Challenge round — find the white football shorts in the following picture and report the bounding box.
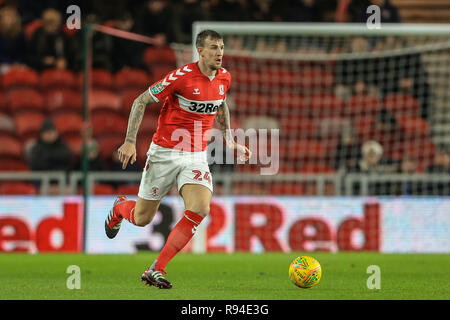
[138,142,213,200]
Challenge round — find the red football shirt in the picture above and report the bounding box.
[147,62,232,152]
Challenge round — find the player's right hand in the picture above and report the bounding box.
[117,141,137,169]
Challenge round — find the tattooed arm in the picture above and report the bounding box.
[125,90,155,144]
[215,100,234,148]
[216,101,252,161]
[117,90,155,169]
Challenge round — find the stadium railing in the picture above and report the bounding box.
[0,171,66,195]
[1,171,448,196]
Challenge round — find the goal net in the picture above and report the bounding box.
[173,22,450,197]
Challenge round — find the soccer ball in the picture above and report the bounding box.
[289,256,322,288]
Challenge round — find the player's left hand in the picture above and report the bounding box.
[227,141,252,162]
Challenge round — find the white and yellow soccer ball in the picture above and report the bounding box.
[289,256,322,288]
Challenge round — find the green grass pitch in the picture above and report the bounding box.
[0,252,448,300]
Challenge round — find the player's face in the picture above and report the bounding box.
[199,37,224,70]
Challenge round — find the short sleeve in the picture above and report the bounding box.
[148,69,182,103]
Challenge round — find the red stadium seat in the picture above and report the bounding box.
[8,89,45,114]
[0,182,38,195]
[2,67,39,90]
[143,46,177,66]
[40,69,76,89]
[53,113,83,136]
[76,69,113,90]
[45,89,82,114]
[260,69,296,89]
[96,134,124,160]
[234,92,271,116]
[0,159,29,171]
[91,69,113,89]
[282,139,327,161]
[397,116,430,137]
[91,112,127,137]
[298,68,335,93]
[383,93,420,116]
[0,135,23,159]
[93,184,116,195]
[399,137,436,171]
[231,68,261,87]
[266,93,307,115]
[354,116,376,141]
[280,116,318,138]
[0,93,7,113]
[347,94,381,117]
[89,89,122,113]
[304,94,345,117]
[114,68,150,91]
[150,65,176,83]
[116,184,140,195]
[14,112,45,139]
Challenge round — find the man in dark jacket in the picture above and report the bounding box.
[27,8,75,71]
[30,119,72,171]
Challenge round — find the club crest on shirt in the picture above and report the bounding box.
[150,82,164,95]
[219,84,224,95]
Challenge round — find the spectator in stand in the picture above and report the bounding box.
[83,0,129,22]
[0,6,26,73]
[333,127,361,172]
[349,140,398,195]
[350,140,386,173]
[347,0,401,23]
[111,12,146,72]
[15,0,79,25]
[426,150,450,174]
[74,139,107,172]
[211,0,249,21]
[247,0,273,21]
[27,8,76,71]
[171,0,211,44]
[29,119,73,193]
[277,0,321,22]
[334,37,376,98]
[395,53,431,120]
[372,0,401,23]
[425,149,450,195]
[135,0,173,45]
[396,155,421,195]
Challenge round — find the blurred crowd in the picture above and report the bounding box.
[1,0,448,196]
[0,0,402,72]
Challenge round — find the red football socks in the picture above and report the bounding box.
[154,210,204,272]
[115,200,137,225]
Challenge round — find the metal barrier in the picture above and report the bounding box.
[0,171,66,195]
[0,171,449,196]
[345,173,450,196]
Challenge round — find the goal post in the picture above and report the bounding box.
[181,22,450,253]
